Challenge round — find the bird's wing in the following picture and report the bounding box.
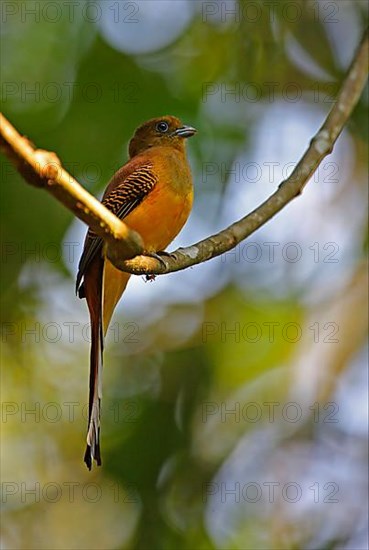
[76,162,157,295]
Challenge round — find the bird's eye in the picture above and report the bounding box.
[156,121,169,133]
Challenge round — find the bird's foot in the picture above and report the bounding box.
[143,251,170,268]
[156,250,177,260]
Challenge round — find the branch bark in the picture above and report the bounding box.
[0,28,368,276]
[0,115,144,261]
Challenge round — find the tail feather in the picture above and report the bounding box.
[83,256,104,470]
[84,318,103,469]
[82,257,131,470]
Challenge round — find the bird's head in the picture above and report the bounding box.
[128,115,197,158]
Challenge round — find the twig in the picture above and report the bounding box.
[0,28,367,276]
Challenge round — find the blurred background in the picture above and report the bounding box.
[1,1,368,548]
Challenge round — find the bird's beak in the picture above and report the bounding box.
[174,125,197,138]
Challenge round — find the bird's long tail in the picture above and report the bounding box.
[83,257,131,470]
[83,256,104,470]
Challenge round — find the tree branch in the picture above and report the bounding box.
[0,115,144,261]
[0,28,367,276]
[119,27,368,275]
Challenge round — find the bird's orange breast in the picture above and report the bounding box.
[123,147,193,252]
[102,146,194,331]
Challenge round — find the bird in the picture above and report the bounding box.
[76,115,197,470]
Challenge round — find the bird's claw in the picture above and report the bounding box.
[143,251,175,281]
[143,251,168,269]
[156,250,177,260]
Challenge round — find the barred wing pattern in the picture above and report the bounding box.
[76,163,157,295]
